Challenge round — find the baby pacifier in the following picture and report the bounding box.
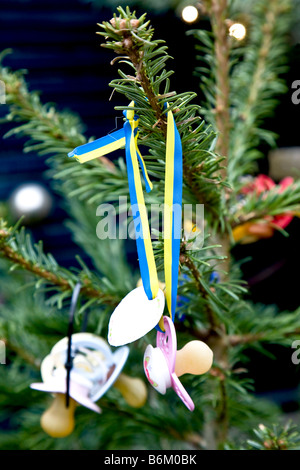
[31,333,147,437]
[108,285,165,346]
[143,316,213,411]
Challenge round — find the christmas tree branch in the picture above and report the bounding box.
[184,0,233,428]
[0,50,224,223]
[1,59,115,171]
[229,328,300,346]
[0,57,133,211]
[193,0,292,184]
[180,252,219,331]
[245,422,300,450]
[229,6,276,174]
[230,179,300,229]
[99,7,225,226]
[197,13,231,437]
[0,223,118,306]
[198,0,232,277]
[205,0,231,175]
[99,13,232,378]
[119,35,168,135]
[215,375,229,445]
[99,398,205,449]
[3,337,41,368]
[228,0,291,183]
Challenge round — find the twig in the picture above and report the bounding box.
[179,252,219,332]
[0,231,117,305]
[230,3,279,165]
[3,338,41,369]
[119,31,212,208]
[210,0,231,178]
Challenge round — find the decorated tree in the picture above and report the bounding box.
[1,0,300,450]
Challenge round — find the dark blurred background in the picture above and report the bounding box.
[1,0,300,411]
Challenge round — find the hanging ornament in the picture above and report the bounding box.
[139,103,213,409]
[144,316,213,411]
[31,284,147,437]
[69,100,213,410]
[232,175,295,244]
[9,182,53,224]
[108,286,165,346]
[69,101,181,344]
[69,102,166,344]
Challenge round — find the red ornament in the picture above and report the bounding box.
[234,175,294,243]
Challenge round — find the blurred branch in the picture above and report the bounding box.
[0,223,118,305]
[206,0,231,177]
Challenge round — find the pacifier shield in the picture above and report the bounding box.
[108,286,165,346]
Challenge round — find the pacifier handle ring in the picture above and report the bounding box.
[156,316,195,411]
[156,316,176,373]
[65,282,82,408]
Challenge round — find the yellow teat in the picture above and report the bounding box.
[175,340,213,378]
[114,373,147,408]
[40,394,77,438]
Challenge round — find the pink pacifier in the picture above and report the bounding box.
[143,316,213,411]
